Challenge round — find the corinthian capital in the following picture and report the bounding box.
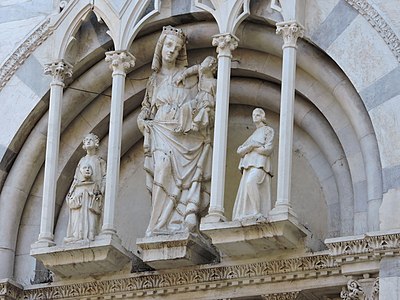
[44,60,73,85]
[340,278,379,300]
[212,33,239,58]
[276,21,304,49]
[105,50,136,75]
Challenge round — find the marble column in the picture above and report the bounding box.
[271,21,304,215]
[203,34,238,223]
[101,51,135,236]
[37,60,72,246]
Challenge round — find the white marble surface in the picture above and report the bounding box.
[370,95,400,169]
[305,0,339,36]
[327,15,398,92]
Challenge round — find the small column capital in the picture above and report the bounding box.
[105,50,136,76]
[212,33,239,58]
[44,60,73,86]
[276,21,304,49]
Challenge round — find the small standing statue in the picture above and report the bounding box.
[175,56,217,132]
[64,133,106,243]
[232,108,275,221]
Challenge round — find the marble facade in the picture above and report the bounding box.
[0,0,400,299]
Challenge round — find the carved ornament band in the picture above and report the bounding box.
[276,21,304,49]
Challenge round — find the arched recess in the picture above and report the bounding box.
[0,18,383,282]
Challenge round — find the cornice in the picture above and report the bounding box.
[20,254,337,299]
[0,18,52,92]
[326,231,400,262]
[344,0,400,62]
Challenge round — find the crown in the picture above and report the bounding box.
[162,25,186,41]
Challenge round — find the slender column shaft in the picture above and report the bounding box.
[274,21,304,210]
[101,51,135,235]
[203,34,238,223]
[38,61,72,245]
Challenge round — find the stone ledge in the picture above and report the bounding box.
[30,235,133,278]
[136,232,219,269]
[200,215,309,257]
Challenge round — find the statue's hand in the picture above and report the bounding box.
[175,75,185,86]
[138,109,150,134]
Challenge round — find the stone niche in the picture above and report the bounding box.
[200,210,309,257]
[30,235,133,278]
[136,232,219,269]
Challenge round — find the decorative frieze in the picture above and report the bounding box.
[344,0,400,62]
[0,19,52,92]
[0,280,22,300]
[20,254,337,299]
[262,291,300,300]
[326,231,400,260]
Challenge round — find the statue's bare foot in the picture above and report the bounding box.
[184,213,197,232]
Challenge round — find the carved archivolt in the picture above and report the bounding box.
[0,19,52,92]
[344,0,400,62]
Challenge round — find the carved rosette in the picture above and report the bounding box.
[212,33,239,58]
[105,50,136,76]
[340,278,379,300]
[276,21,304,49]
[44,60,73,86]
[262,291,300,300]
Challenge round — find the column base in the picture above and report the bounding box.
[200,215,309,257]
[30,234,133,278]
[136,232,219,269]
[201,211,227,224]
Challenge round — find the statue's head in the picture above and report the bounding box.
[252,108,268,125]
[82,133,100,151]
[80,164,93,180]
[151,26,188,72]
[200,56,217,75]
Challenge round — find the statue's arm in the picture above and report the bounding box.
[138,76,155,133]
[176,65,199,85]
[253,128,275,156]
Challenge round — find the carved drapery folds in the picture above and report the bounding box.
[276,21,304,49]
[340,278,379,300]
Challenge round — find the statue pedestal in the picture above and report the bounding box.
[200,213,309,257]
[136,232,219,269]
[30,234,133,278]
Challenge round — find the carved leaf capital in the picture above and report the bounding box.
[212,34,239,58]
[44,60,73,85]
[105,50,136,75]
[276,21,304,49]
